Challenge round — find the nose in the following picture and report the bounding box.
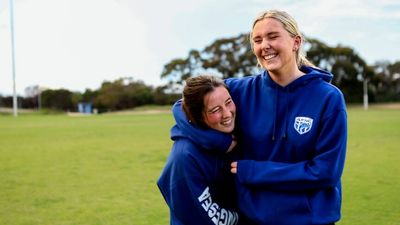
[261,39,270,50]
[222,106,232,118]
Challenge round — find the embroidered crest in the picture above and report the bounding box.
[294,117,313,135]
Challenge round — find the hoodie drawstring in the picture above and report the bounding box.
[282,88,290,139]
[272,86,290,141]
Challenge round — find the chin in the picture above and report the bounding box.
[263,60,281,71]
[225,129,234,133]
[224,125,235,133]
[216,127,230,133]
[264,63,278,71]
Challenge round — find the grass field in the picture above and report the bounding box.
[0,106,399,225]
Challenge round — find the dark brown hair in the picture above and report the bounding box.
[182,75,227,128]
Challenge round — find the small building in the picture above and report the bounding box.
[78,102,92,114]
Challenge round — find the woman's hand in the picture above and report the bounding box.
[230,161,237,174]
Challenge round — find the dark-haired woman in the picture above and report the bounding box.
[157,75,241,225]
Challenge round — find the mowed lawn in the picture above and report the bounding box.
[339,107,400,225]
[0,106,399,225]
[0,112,174,225]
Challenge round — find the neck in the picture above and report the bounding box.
[269,65,305,87]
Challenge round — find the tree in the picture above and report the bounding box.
[95,79,126,111]
[305,38,374,103]
[370,60,400,102]
[389,61,400,100]
[153,85,181,105]
[41,89,74,111]
[24,85,48,109]
[94,77,155,111]
[161,33,378,103]
[201,33,259,78]
[82,89,98,103]
[161,33,260,84]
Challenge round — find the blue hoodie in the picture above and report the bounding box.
[157,124,241,225]
[172,66,347,225]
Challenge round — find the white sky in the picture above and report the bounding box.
[1,0,399,96]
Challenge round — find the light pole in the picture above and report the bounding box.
[363,78,369,110]
[9,0,18,117]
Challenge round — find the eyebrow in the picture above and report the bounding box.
[267,31,280,36]
[253,31,280,39]
[207,106,219,112]
[225,97,232,103]
[206,97,232,112]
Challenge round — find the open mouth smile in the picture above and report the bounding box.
[221,118,233,126]
[263,53,278,60]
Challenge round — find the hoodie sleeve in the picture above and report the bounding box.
[159,141,239,225]
[236,107,347,191]
[172,100,232,153]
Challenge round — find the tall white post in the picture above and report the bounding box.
[9,0,18,117]
[363,78,368,110]
[38,89,42,111]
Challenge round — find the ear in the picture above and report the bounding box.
[293,35,302,51]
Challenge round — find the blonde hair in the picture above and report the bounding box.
[250,9,315,68]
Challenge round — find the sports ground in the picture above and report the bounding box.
[0,105,399,225]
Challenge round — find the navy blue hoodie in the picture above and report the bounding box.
[157,124,240,225]
[172,66,347,225]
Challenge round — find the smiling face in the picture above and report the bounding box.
[251,18,301,77]
[202,86,236,133]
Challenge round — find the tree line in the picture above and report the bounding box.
[1,34,399,112]
[0,78,180,113]
[161,33,400,103]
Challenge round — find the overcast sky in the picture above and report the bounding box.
[1,0,399,96]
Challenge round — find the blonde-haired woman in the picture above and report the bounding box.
[172,10,347,225]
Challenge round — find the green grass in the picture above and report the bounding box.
[0,113,173,225]
[339,107,400,225]
[0,107,399,225]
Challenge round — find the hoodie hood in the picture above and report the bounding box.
[170,124,186,141]
[171,100,233,153]
[263,66,333,90]
[262,66,333,141]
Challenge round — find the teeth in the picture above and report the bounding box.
[264,54,277,60]
[222,119,232,125]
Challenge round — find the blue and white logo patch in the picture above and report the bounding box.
[294,117,313,135]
